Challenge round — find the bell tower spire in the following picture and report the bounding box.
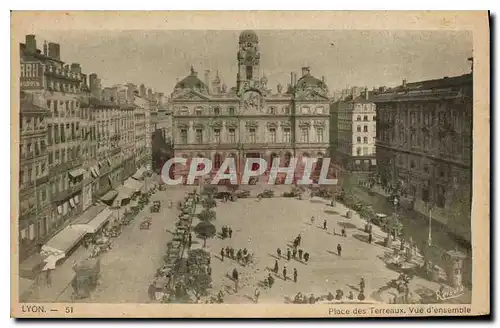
[237,30,260,92]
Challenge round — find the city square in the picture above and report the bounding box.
[16,27,474,308]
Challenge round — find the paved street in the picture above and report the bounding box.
[25,185,188,303]
[23,184,470,304]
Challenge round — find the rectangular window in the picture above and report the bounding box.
[48,152,53,164]
[301,128,309,143]
[316,128,324,143]
[228,128,236,143]
[248,128,256,143]
[180,129,188,144]
[269,128,276,143]
[283,127,291,143]
[436,185,446,208]
[214,128,221,144]
[195,129,203,144]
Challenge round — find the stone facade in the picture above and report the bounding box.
[171,31,330,182]
[372,74,473,242]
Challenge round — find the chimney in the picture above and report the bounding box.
[147,88,153,100]
[48,42,60,60]
[290,72,294,87]
[364,87,369,100]
[204,70,210,91]
[89,73,98,91]
[70,63,81,74]
[402,78,407,88]
[301,67,310,77]
[293,73,297,86]
[25,35,37,53]
[43,41,48,55]
[139,84,146,98]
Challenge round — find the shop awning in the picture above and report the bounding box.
[69,168,86,178]
[115,185,135,205]
[132,167,146,180]
[41,225,87,259]
[124,178,143,193]
[74,208,114,234]
[101,190,118,202]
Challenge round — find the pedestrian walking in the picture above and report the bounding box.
[274,260,279,274]
[323,220,327,230]
[148,281,156,301]
[310,216,315,224]
[268,273,275,288]
[359,277,365,291]
[254,288,261,303]
[283,266,287,280]
[337,244,342,256]
[333,228,336,236]
[232,268,239,292]
[229,227,233,238]
[225,246,230,258]
[341,228,346,237]
[298,249,303,260]
[297,233,302,246]
[368,233,373,244]
[287,248,291,261]
[293,268,298,283]
[220,248,225,261]
[277,248,282,258]
[292,248,297,259]
[304,252,310,262]
[45,269,52,287]
[348,291,354,300]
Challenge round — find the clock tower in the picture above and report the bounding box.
[237,30,261,93]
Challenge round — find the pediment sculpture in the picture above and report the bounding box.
[313,120,326,128]
[298,120,311,128]
[226,121,239,129]
[245,120,259,128]
[266,122,278,128]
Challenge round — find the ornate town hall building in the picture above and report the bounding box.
[170,30,331,182]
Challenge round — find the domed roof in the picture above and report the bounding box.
[239,30,258,43]
[175,67,206,90]
[296,75,327,89]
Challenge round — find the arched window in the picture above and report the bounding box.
[356,147,362,156]
[357,137,361,143]
[363,115,368,121]
[363,125,368,132]
[357,125,361,132]
[363,137,368,143]
[357,115,362,121]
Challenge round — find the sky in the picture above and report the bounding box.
[33,30,472,96]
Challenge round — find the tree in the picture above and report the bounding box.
[202,197,217,210]
[185,273,212,302]
[198,209,216,222]
[194,221,216,247]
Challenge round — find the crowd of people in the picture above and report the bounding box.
[220,247,254,266]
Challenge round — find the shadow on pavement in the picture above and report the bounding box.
[324,210,340,215]
[337,221,358,229]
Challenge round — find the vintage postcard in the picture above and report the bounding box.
[11,11,490,318]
